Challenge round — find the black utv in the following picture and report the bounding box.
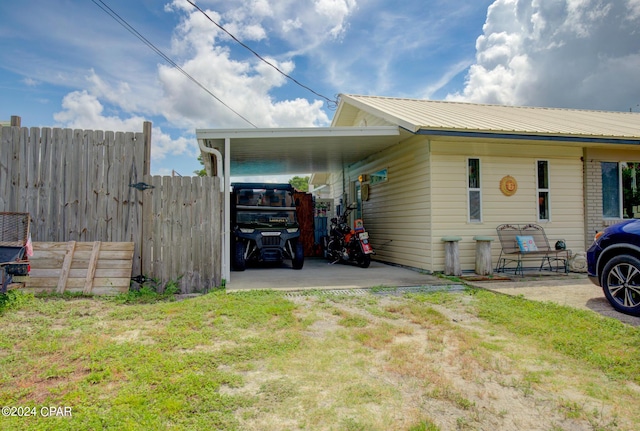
[231,183,304,270]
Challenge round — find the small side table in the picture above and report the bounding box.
[473,236,494,276]
[441,236,462,276]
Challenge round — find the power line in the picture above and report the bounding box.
[184,0,338,109]
[90,0,258,127]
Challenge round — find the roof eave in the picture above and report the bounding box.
[416,128,640,145]
[196,126,400,141]
[336,94,421,132]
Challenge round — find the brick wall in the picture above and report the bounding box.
[584,158,603,245]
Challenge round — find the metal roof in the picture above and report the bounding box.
[198,95,640,179]
[334,94,640,140]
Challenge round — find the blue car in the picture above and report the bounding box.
[587,219,640,316]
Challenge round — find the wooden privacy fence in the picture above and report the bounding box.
[142,174,221,292]
[0,121,222,292]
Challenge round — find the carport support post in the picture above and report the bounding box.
[224,137,231,283]
[441,236,462,276]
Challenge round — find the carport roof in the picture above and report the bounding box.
[196,126,406,176]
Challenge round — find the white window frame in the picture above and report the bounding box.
[536,160,550,222]
[467,158,482,223]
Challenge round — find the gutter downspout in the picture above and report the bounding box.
[197,139,230,284]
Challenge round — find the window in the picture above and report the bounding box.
[354,181,362,219]
[622,163,640,218]
[468,158,482,222]
[537,160,550,221]
[601,162,640,219]
[602,162,620,218]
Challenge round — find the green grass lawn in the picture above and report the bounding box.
[0,287,638,430]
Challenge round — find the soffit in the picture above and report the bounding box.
[196,127,405,176]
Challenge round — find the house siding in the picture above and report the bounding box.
[324,137,586,273]
[326,170,345,216]
[353,111,395,128]
[430,141,585,272]
[346,136,432,270]
[321,96,639,273]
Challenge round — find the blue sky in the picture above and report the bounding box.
[2,0,640,177]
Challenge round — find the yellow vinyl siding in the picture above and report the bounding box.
[430,141,585,272]
[326,170,345,216]
[347,137,431,269]
[353,111,395,127]
[323,133,585,273]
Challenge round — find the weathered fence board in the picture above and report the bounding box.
[17,241,134,294]
[140,174,221,293]
[1,122,222,293]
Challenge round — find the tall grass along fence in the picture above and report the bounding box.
[0,119,221,292]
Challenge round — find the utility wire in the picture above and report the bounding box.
[90,0,258,127]
[184,0,338,109]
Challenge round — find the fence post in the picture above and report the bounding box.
[10,116,21,127]
[143,121,152,176]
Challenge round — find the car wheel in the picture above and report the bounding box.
[292,241,304,270]
[601,254,640,316]
[233,241,246,272]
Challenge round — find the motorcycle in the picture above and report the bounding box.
[324,203,374,268]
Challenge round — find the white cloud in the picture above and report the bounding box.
[314,0,358,38]
[155,5,331,128]
[418,60,474,100]
[629,0,640,19]
[22,77,39,87]
[51,0,333,173]
[168,0,357,51]
[53,90,194,163]
[449,0,640,111]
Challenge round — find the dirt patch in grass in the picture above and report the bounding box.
[225,293,635,430]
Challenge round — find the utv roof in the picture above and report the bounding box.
[231,183,294,191]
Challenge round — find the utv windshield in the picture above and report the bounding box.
[235,188,295,207]
[234,187,297,228]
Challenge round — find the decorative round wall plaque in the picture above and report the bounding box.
[499,175,518,196]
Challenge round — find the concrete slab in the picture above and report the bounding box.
[467,275,640,326]
[226,258,450,292]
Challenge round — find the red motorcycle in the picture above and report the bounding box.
[325,203,374,268]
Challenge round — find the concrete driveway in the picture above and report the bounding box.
[467,275,640,327]
[226,257,451,292]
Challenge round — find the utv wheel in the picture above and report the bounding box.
[601,254,640,316]
[233,241,246,271]
[357,253,371,268]
[292,241,304,270]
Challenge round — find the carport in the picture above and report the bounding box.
[195,126,408,283]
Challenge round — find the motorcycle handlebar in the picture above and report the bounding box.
[331,203,358,225]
